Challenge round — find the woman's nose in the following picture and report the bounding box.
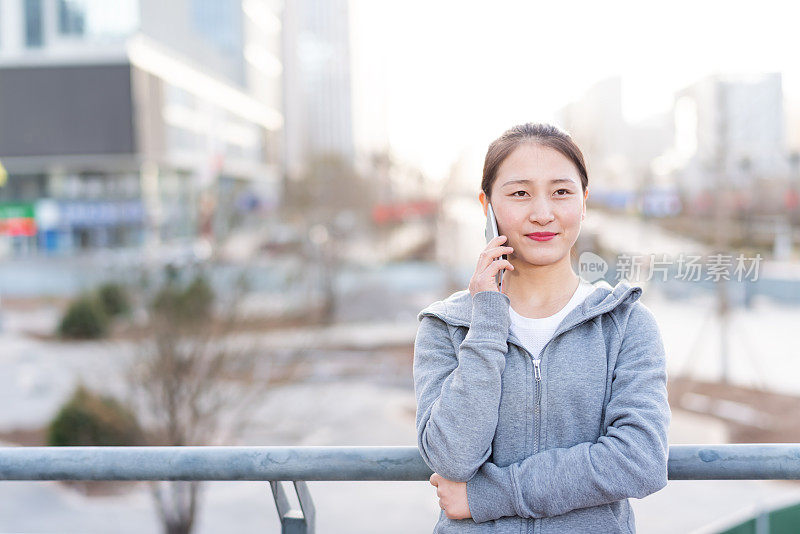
[528,198,555,224]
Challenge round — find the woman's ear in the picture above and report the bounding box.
[478,190,489,217]
[582,188,589,220]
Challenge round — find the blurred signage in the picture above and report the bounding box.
[58,200,145,226]
[0,202,37,236]
[641,189,682,217]
[0,159,7,187]
[785,188,800,211]
[372,200,438,224]
[588,189,635,210]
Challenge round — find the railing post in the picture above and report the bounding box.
[270,480,315,534]
[754,510,769,534]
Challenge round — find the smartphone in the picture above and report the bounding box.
[484,203,507,291]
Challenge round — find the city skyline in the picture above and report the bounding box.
[350,0,800,180]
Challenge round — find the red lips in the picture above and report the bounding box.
[527,232,557,242]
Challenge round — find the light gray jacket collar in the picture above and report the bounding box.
[418,279,643,348]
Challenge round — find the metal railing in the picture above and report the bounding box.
[1,444,799,532]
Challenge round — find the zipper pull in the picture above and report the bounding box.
[532,358,541,381]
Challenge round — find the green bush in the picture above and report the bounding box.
[151,274,214,324]
[47,386,143,447]
[182,275,214,321]
[151,285,182,317]
[97,283,131,318]
[58,296,109,339]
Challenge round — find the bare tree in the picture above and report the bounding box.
[128,268,305,534]
[282,153,378,323]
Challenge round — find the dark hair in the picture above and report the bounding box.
[481,123,588,198]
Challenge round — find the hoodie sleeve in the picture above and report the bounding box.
[466,302,671,522]
[413,290,511,482]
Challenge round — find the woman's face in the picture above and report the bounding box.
[479,142,588,267]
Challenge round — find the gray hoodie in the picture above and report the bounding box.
[413,279,670,533]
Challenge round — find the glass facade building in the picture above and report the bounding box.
[0,0,283,257]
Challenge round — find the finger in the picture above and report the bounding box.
[476,245,514,272]
[429,474,438,486]
[482,235,508,259]
[482,259,514,278]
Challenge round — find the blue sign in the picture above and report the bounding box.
[58,200,145,227]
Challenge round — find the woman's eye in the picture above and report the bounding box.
[512,191,528,197]
[555,189,572,196]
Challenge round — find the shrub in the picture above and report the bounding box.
[151,274,214,325]
[58,296,109,339]
[97,283,131,318]
[47,385,143,447]
[182,275,214,321]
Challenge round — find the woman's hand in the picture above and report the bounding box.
[430,473,471,520]
[468,235,514,297]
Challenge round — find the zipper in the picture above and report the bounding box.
[532,354,542,453]
[532,358,542,419]
[527,348,548,534]
[532,358,542,380]
[533,357,542,459]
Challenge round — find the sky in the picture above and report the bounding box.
[350,0,800,180]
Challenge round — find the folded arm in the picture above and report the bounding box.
[414,291,511,482]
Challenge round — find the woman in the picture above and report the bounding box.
[413,123,670,533]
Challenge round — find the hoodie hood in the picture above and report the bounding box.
[417,278,643,334]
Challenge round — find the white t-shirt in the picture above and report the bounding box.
[508,277,597,360]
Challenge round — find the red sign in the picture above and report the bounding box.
[0,217,37,236]
[372,200,438,224]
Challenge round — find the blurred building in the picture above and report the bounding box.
[668,73,788,195]
[556,76,674,211]
[437,147,484,278]
[281,0,354,181]
[557,76,629,189]
[0,0,283,257]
